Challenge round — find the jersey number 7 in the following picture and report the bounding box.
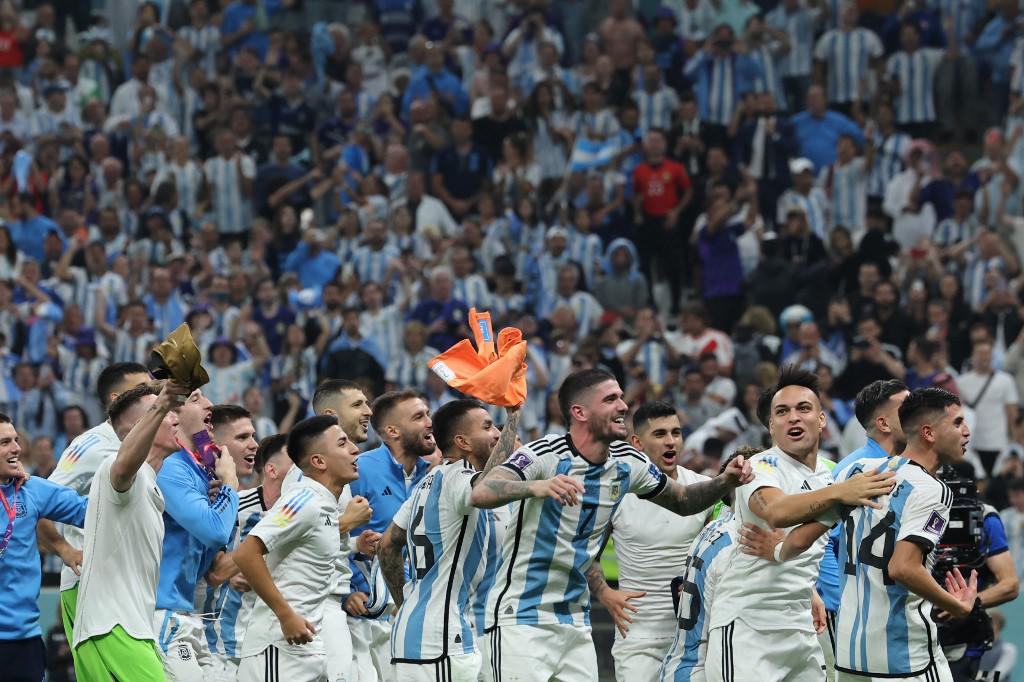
[843,510,897,585]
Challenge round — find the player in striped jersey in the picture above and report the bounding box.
[769,389,978,682]
[471,369,755,682]
[704,366,896,682]
[198,434,292,682]
[380,401,521,681]
[45,362,151,646]
[658,447,767,682]
[235,416,360,682]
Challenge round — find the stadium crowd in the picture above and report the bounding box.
[0,0,1024,679]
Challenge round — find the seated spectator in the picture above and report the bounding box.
[407,266,469,350]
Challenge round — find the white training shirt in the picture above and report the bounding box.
[73,458,165,646]
[284,464,353,598]
[485,434,667,630]
[835,456,953,677]
[49,421,121,591]
[708,446,838,634]
[611,466,712,636]
[238,475,341,657]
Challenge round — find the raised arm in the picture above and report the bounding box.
[478,407,521,480]
[110,381,188,492]
[647,455,753,517]
[747,470,894,528]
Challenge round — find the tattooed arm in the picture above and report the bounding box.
[378,521,408,608]
[747,470,895,528]
[469,466,585,509]
[648,454,753,517]
[476,407,521,482]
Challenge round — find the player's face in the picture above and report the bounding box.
[0,422,21,480]
[769,386,826,458]
[217,418,258,477]
[581,380,629,442]
[317,424,360,484]
[336,389,372,444]
[460,407,500,465]
[932,404,970,464]
[634,415,683,474]
[175,390,213,438]
[395,398,436,458]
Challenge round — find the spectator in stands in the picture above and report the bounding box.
[789,85,864,171]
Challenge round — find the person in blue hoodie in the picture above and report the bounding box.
[0,411,87,682]
[593,238,650,321]
[153,388,241,681]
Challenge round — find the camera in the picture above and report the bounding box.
[931,467,993,651]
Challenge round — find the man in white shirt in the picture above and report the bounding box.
[72,379,191,679]
[47,362,151,644]
[667,303,735,370]
[235,415,361,681]
[704,366,897,682]
[589,400,714,681]
[407,170,458,239]
[958,341,1019,479]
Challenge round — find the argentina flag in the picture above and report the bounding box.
[569,136,621,172]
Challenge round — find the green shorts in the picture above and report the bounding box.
[59,586,77,646]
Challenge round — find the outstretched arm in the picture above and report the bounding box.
[477,407,521,481]
[378,522,408,608]
[469,466,584,509]
[647,456,753,517]
[747,470,894,528]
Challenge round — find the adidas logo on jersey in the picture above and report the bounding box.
[454,634,462,644]
[324,516,334,527]
[382,487,393,496]
[504,605,514,615]
[800,480,812,491]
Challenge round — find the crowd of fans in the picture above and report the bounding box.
[4,0,1024,616]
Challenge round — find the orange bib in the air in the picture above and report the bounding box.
[427,309,528,407]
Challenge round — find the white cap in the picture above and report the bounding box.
[789,158,815,175]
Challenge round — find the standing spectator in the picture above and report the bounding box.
[813,2,883,117]
[819,132,872,240]
[684,23,761,139]
[934,0,984,143]
[744,14,789,111]
[975,0,1020,120]
[789,85,865,171]
[502,7,565,92]
[633,63,679,135]
[866,100,911,201]
[885,21,946,139]
[735,91,795,229]
[143,266,187,338]
[960,340,1020,479]
[767,0,821,113]
[777,158,829,242]
[204,128,255,237]
[401,42,469,118]
[633,128,692,314]
[431,115,492,219]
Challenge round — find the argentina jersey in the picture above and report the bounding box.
[485,435,667,630]
[472,505,508,638]
[197,487,268,659]
[659,514,737,682]
[391,460,494,663]
[835,457,953,677]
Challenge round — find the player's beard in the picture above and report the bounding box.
[400,428,435,458]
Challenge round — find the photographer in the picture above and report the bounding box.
[937,463,1021,682]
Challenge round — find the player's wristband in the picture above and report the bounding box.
[773,541,784,562]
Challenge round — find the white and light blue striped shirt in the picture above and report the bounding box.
[766,5,821,78]
[454,274,492,312]
[350,245,400,285]
[203,155,255,235]
[567,230,604,289]
[814,28,883,103]
[633,86,680,135]
[820,157,867,236]
[544,291,604,337]
[886,48,944,123]
[868,130,911,198]
[177,24,221,76]
[776,187,830,240]
[387,347,440,390]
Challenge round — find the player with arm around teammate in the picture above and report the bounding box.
[469,369,755,682]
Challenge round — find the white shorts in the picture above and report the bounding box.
[349,617,394,682]
[612,632,674,682]
[206,653,240,682]
[488,624,597,682]
[154,609,214,681]
[835,650,953,682]
[323,598,354,682]
[394,652,482,682]
[820,611,836,682]
[237,644,328,682]
[705,620,825,682]
[477,632,492,682]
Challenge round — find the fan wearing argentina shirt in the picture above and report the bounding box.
[44,361,151,644]
[768,388,980,682]
[470,368,755,682]
[704,366,897,682]
[379,400,521,682]
[659,446,767,682]
[72,381,190,681]
[234,415,360,682]
[153,388,241,681]
[0,411,88,682]
[585,400,716,682]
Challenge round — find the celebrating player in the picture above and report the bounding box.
[234,415,360,681]
[470,369,754,682]
[72,381,188,680]
[379,400,520,681]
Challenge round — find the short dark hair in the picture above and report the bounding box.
[557,369,617,424]
[1009,477,1024,494]
[107,383,160,432]
[432,398,487,454]
[0,411,10,425]
[898,388,961,435]
[632,401,677,434]
[97,362,149,408]
[773,365,820,401]
[286,414,338,467]
[720,445,764,474]
[211,404,252,430]
[755,388,773,428]
[911,336,940,362]
[255,433,288,472]
[370,390,423,434]
[312,379,363,414]
[854,379,909,430]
